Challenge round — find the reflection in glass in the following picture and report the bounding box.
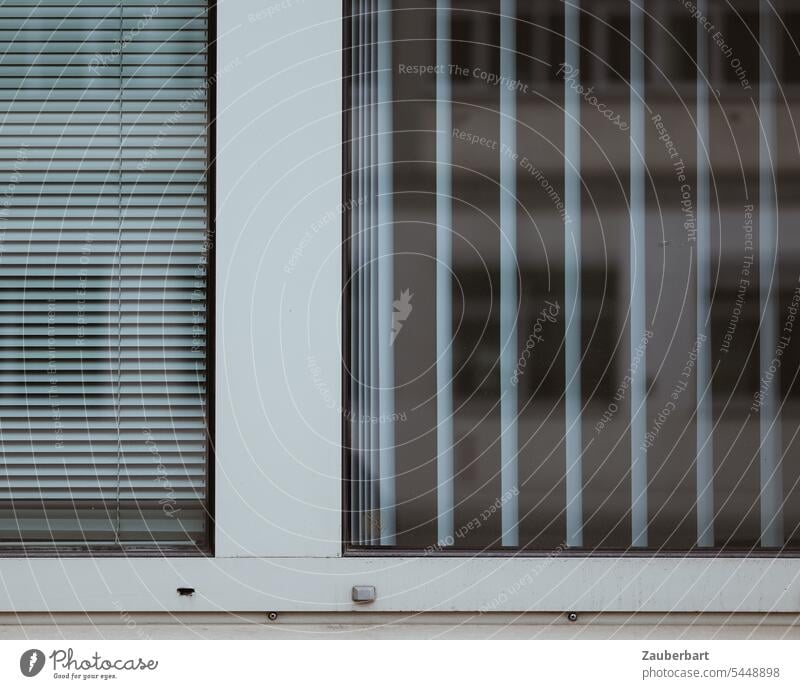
[346,0,800,552]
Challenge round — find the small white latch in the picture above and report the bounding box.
[352,585,377,603]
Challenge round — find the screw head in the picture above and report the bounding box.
[567,612,578,622]
[267,612,278,622]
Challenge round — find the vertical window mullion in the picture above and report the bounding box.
[759,0,783,548]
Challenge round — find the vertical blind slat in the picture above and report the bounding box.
[630,0,648,548]
[435,0,454,546]
[696,0,714,548]
[369,0,380,546]
[759,1,783,548]
[499,0,519,548]
[564,0,583,549]
[377,0,396,546]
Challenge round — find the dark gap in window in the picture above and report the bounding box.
[607,12,630,82]
[667,15,699,83]
[547,12,564,82]
[451,13,473,80]
[488,10,501,82]
[723,10,759,85]
[579,8,592,79]
[516,13,534,86]
[782,13,800,83]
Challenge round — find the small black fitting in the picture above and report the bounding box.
[267,611,279,622]
[567,612,578,622]
[177,587,195,597]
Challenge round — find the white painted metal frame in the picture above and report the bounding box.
[1,0,799,615]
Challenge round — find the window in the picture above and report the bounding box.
[345,0,800,553]
[0,0,212,550]
[0,0,798,618]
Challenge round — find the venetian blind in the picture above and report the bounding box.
[0,0,210,548]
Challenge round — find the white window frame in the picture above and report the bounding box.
[1,0,798,616]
